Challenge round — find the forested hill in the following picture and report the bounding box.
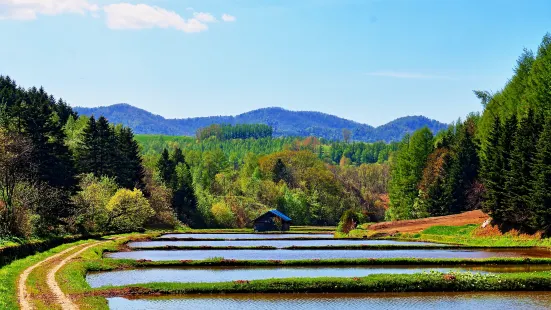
[74,104,448,142]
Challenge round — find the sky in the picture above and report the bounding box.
[0,0,550,126]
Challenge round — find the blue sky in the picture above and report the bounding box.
[1,0,550,126]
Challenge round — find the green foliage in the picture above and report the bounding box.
[336,209,360,234]
[196,123,273,141]
[75,116,145,190]
[73,174,118,233]
[106,188,154,231]
[421,224,478,236]
[387,128,434,220]
[530,116,551,231]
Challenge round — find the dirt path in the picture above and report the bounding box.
[18,241,101,310]
[46,242,101,310]
[368,210,489,234]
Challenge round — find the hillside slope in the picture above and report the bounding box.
[74,104,449,142]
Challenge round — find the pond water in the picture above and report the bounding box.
[160,233,333,239]
[87,265,551,288]
[107,292,551,310]
[105,248,551,261]
[128,239,443,248]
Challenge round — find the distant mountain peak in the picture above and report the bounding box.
[74,104,449,142]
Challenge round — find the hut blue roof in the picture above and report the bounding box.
[255,209,291,222]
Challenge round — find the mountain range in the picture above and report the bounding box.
[74,104,449,142]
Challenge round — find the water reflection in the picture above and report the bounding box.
[107,292,551,310]
[106,248,550,261]
[87,265,551,288]
[160,233,333,239]
[128,239,443,248]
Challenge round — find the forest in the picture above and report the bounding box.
[1,33,551,240]
[387,33,551,234]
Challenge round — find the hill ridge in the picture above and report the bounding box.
[74,104,449,142]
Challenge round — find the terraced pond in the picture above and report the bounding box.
[106,247,551,261]
[127,239,443,248]
[160,233,333,239]
[87,265,551,287]
[107,292,551,310]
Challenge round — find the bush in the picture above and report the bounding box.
[106,188,154,231]
[337,209,359,234]
[72,174,118,233]
[211,201,236,228]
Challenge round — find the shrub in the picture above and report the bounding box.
[106,188,154,231]
[211,201,236,228]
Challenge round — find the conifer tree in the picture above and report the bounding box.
[96,116,117,177]
[531,115,551,232]
[77,116,99,175]
[503,109,541,229]
[481,116,503,218]
[157,148,174,185]
[116,127,145,190]
[173,161,200,226]
[273,158,291,185]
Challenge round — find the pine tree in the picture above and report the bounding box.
[531,115,551,232]
[481,116,504,219]
[96,116,118,177]
[503,109,541,230]
[448,119,480,214]
[273,158,291,185]
[157,148,174,185]
[77,116,99,175]
[172,148,186,166]
[116,127,145,190]
[173,162,200,226]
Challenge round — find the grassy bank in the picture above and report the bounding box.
[85,257,551,271]
[91,271,551,296]
[0,240,94,310]
[346,224,551,248]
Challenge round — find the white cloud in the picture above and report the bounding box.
[0,0,98,20]
[221,13,236,22]
[103,3,208,33]
[365,71,451,80]
[193,12,216,23]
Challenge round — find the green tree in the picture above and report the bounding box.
[531,116,551,232]
[116,127,145,190]
[157,148,174,185]
[503,109,542,229]
[387,127,434,220]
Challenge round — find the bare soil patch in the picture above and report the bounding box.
[367,210,489,235]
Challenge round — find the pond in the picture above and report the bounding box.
[107,292,551,310]
[127,239,444,248]
[160,233,333,239]
[87,265,551,288]
[105,248,551,261]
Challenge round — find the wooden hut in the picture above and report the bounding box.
[253,210,292,232]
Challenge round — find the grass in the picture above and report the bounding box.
[84,257,551,270]
[6,227,551,309]
[90,271,551,295]
[346,223,551,248]
[0,240,93,310]
[421,224,478,236]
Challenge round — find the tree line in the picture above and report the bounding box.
[196,124,273,141]
[387,33,551,234]
[0,76,174,238]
